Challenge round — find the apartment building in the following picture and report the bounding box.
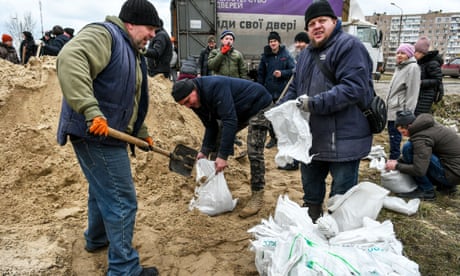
[367,11,460,71]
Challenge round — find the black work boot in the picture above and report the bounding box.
[302,203,323,223]
[265,138,277,149]
[140,266,159,276]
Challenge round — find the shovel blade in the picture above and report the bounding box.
[169,144,197,176]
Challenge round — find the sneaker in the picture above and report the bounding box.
[139,266,159,276]
[277,162,299,171]
[397,188,436,201]
[265,138,277,149]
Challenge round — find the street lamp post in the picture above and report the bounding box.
[391,2,403,46]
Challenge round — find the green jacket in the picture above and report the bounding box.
[56,16,149,138]
[208,46,247,79]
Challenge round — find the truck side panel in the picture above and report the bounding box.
[171,0,216,61]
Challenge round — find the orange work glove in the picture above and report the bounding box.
[221,44,231,55]
[144,136,154,150]
[89,116,108,136]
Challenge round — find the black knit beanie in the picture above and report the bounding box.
[268,31,281,43]
[172,79,195,102]
[304,0,337,28]
[220,30,235,40]
[294,32,310,43]
[119,0,161,27]
[395,110,416,127]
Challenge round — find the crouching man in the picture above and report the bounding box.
[385,111,460,200]
[172,76,272,218]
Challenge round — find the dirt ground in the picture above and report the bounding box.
[0,57,458,275]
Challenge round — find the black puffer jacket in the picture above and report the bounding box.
[414,50,443,115]
[145,28,172,77]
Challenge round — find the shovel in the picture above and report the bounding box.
[107,127,197,177]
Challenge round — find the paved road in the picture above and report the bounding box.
[373,78,460,99]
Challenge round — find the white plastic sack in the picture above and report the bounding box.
[328,182,390,231]
[264,100,313,166]
[248,196,420,276]
[316,214,339,239]
[383,196,420,216]
[381,170,417,193]
[369,157,386,171]
[189,159,237,216]
[365,145,387,160]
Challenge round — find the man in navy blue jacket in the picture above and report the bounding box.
[172,76,272,218]
[278,1,374,222]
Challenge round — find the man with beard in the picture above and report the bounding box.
[278,0,375,222]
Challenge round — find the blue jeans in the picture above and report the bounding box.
[300,160,360,204]
[71,138,142,276]
[402,141,449,191]
[388,120,402,160]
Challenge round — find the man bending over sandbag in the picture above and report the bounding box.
[385,111,460,200]
[171,76,272,218]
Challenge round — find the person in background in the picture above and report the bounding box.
[171,77,272,218]
[208,30,247,78]
[64,27,75,39]
[42,25,71,56]
[19,31,37,64]
[293,31,310,58]
[257,31,295,151]
[144,19,172,79]
[413,36,443,115]
[55,0,161,275]
[0,34,20,64]
[198,35,216,76]
[386,43,420,160]
[177,56,198,80]
[41,30,53,44]
[278,0,375,223]
[385,111,459,200]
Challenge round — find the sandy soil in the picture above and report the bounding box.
[2,57,459,275]
[0,57,304,275]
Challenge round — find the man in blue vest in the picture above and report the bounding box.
[56,0,161,275]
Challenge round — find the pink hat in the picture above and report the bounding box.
[397,43,415,58]
[414,36,430,54]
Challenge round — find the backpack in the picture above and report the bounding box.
[360,96,387,134]
[312,53,387,134]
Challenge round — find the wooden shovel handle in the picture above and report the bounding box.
[107,127,170,157]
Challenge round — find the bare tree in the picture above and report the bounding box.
[5,12,37,49]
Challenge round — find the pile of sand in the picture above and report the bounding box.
[0,57,302,275]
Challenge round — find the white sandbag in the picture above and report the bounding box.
[264,101,313,166]
[383,196,420,216]
[189,159,237,216]
[248,195,420,276]
[328,182,390,231]
[369,156,386,171]
[316,214,339,239]
[381,170,417,193]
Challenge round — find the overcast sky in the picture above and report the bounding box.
[1,0,459,39]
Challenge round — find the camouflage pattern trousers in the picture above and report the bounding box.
[245,106,272,191]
